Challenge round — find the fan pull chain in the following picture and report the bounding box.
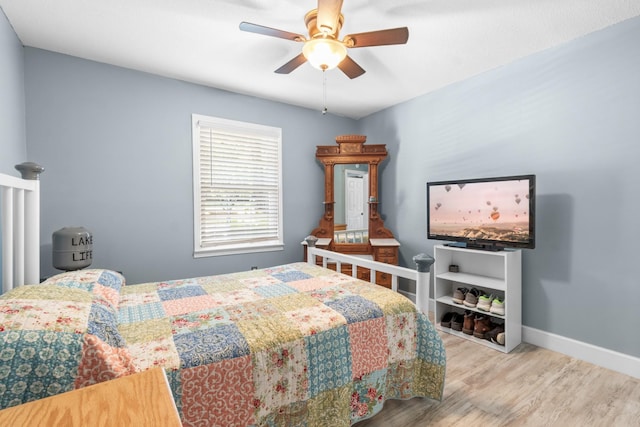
[322,70,328,115]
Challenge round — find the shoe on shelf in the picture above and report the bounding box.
[463,288,480,308]
[440,312,454,328]
[451,312,464,331]
[462,310,475,335]
[452,287,469,304]
[473,315,493,339]
[487,323,505,345]
[477,293,494,312]
[490,297,505,316]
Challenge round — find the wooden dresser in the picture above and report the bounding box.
[0,368,181,427]
[306,135,401,289]
[370,238,400,286]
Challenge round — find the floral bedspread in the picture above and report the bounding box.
[0,263,445,426]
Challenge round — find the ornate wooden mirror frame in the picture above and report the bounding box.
[311,134,395,254]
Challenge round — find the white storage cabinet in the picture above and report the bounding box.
[433,244,522,353]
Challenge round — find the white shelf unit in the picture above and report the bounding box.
[433,245,522,353]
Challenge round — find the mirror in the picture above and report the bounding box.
[333,163,369,242]
[310,135,394,246]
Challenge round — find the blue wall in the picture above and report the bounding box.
[24,48,357,283]
[8,14,639,360]
[359,16,640,358]
[0,8,27,283]
[0,8,26,173]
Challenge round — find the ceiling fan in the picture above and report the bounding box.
[239,0,409,79]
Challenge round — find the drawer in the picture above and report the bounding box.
[338,264,370,281]
[376,247,397,257]
[357,268,371,282]
[376,256,397,265]
[375,272,391,288]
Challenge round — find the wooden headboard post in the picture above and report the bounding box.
[1,162,44,292]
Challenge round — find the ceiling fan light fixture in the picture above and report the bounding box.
[302,38,347,71]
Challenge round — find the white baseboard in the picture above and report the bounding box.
[401,293,640,380]
[522,326,640,380]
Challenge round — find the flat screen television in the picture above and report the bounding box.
[427,174,535,250]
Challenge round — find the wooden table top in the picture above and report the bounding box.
[0,368,181,426]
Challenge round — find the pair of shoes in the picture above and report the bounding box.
[440,312,454,328]
[476,293,494,312]
[489,298,505,316]
[477,295,505,315]
[452,287,468,304]
[463,288,480,308]
[487,323,505,345]
[451,312,464,331]
[442,311,469,331]
[462,311,492,338]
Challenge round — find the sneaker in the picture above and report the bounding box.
[490,298,505,316]
[452,287,468,304]
[463,288,480,308]
[477,294,493,312]
[462,310,475,335]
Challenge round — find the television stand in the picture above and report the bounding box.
[433,244,522,353]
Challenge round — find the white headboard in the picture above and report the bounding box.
[0,162,44,293]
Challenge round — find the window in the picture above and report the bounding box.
[192,114,283,257]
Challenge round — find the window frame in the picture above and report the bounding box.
[192,114,284,258]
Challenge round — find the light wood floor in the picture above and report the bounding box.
[357,331,640,427]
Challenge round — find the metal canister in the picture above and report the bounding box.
[52,227,93,271]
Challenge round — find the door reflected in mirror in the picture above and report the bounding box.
[334,164,369,243]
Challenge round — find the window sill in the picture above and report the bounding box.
[194,243,284,258]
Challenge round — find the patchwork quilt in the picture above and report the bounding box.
[0,263,445,426]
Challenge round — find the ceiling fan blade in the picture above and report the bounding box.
[316,0,343,34]
[344,27,409,48]
[275,53,308,74]
[337,55,365,79]
[239,22,305,42]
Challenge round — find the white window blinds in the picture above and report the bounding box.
[192,115,283,257]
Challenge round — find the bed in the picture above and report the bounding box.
[0,165,445,426]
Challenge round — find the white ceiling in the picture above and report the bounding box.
[2,0,639,119]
